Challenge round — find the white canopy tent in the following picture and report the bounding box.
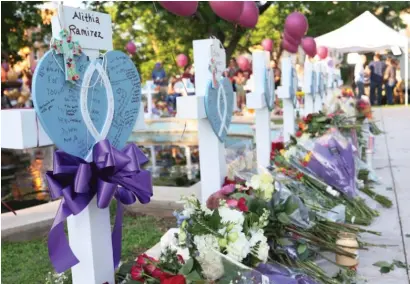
[315,11,409,106]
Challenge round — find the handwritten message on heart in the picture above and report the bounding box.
[204,78,234,143]
[32,50,141,159]
[264,67,275,111]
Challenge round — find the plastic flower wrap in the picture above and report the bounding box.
[293,129,357,198]
[225,141,258,181]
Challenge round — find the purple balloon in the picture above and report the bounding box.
[301,37,316,57]
[210,1,244,23]
[282,38,299,53]
[283,30,301,46]
[327,58,334,68]
[237,1,259,28]
[2,62,9,72]
[284,12,308,40]
[125,41,137,55]
[159,1,198,17]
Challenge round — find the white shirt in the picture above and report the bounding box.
[354,62,364,83]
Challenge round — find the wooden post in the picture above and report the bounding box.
[246,50,272,170]
[303,59,315,115]
[50,6,146,284]
[278,56,297,142]
[176,38,229,203]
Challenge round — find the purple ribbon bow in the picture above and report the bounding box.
[46,140,152,273]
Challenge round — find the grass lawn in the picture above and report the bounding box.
[1,204,175,284]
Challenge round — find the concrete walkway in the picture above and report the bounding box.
[357,106,410,283]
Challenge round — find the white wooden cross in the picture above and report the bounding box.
[50,6,145,284]
[313,61,323,112]
[277,55,297,142]
[176,38,231,203]
[303,58,315,115]
[246,50,272,170]
[142,80,157,119]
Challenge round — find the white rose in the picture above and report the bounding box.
[226,232,250,262]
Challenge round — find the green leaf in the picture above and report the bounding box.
[208,209,221,229]
[179,258,194,275]
[284,197,300,215]
[117,262,134,277]
[380,266,391,274]
[373,261,391,268]
[277,212,292,225]
[185,269,203,281]
[297,243,307,255]
[277,238,294,246]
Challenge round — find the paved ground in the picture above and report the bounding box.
[356,106,410,283]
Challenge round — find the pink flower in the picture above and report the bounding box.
[220,184,235,195]
[130,265,144,281]
[206,192,227,210]
[226,199,238,208]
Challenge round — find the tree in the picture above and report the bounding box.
[88,1,407,80]
[1,1,49,62]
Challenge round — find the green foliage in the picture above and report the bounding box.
[1,1,49,60]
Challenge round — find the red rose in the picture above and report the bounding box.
[237,197,248,212]
[295,131,302,138]
[136,254,148,266]
[152,268,166,279]
[271,141,284,152]
[223,177,236,186]
[161,275,186,284]
[144,263,156,274]
[130,265,144,281]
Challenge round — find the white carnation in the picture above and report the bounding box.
[226,232,250,262]
[197,250,224,281]
[219,206,245,226]
[193,234,220,257]
[249,229,269,262]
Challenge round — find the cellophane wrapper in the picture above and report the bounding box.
[296,129,357,198]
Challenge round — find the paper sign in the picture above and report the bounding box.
[210,38,226,79]
[52,6,113,51]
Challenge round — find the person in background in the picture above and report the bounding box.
[271,60,281,89]
[182,65,194,84]
[354,54,366,97]
[165,76,181,111]
[152,62,167,86]
[383,57,396,105]
[368,53,386,105]
[227,58,239,79]
[233,70,247,110]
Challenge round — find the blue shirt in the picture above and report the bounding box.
[152,69,166,83]
[368,61,386,83]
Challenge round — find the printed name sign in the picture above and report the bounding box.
[32,50,141,159]
[51,6,113,51]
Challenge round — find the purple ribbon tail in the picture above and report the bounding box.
[112,202,124,269]
[48,201,79,273]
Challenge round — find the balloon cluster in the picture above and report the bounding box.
[281,12,327,59]
[159,1,259,28]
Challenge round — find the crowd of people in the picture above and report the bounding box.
[354,53,405,105]
[149,58,283,117]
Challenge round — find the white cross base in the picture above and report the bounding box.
[246,50,272,170]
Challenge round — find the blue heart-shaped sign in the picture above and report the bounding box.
[204,78,234,143]
[32,50,141,159]
[264,68,275,111]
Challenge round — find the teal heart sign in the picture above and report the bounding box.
[204,78,234,143]
[289,67,298,107]
[264,68,275,111]
[32,50,141,159]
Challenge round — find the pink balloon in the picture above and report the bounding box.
[317,46,328,60]
[126,41,137,55]
[282,38,299,54]
[159,1,198,17]
[301,37,316,57]
[283,30,301,46]
[238,1,259,28]
[261,39,273,52]
[209,1,244,22]
[237,56,250,71]
[176,54,188,67]
[284,12,308,40]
